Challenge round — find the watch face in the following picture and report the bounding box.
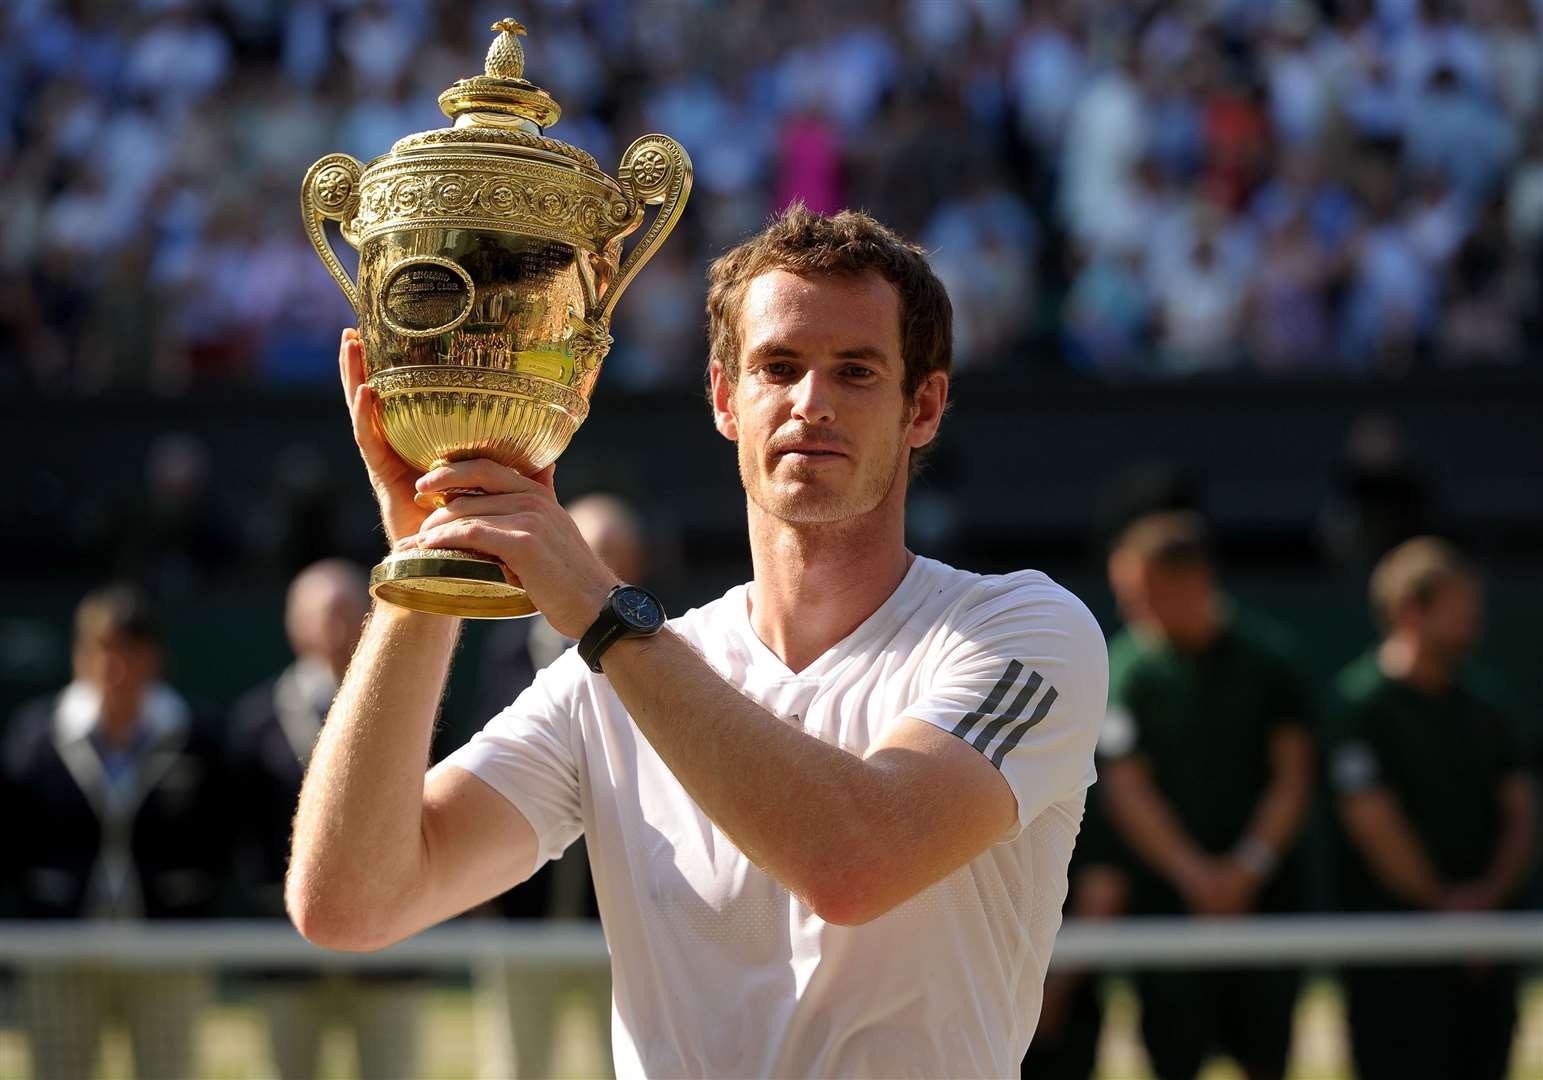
[614,587,662,630]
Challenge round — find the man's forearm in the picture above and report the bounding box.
[1341,791,1445,908]
[1236,726,1313,866]
[1482,776,1538,903]
[600,629,969,923]
[286,604,461,946]
[1102,759,1209,887]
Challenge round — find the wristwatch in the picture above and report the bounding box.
[578,584,667,673]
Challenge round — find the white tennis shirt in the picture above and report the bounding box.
[444,555,1108,1077]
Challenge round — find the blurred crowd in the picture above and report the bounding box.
[2,507,1537,1078]
[4,0,1543,394]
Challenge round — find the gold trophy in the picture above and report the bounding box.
[301,18,691,618]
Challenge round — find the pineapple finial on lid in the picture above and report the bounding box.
[486,19,528,81]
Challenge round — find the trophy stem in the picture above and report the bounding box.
[370,548,538,619]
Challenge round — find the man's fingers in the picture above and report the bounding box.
[392,522,525,587]
[339,329,364,407]
[418,493,545,531]
[418,517,531,562]
[532,463,557,494]
[417,459,551,498]
[351,383,400,475]
[350,382,370,442]
[350,383,379,452]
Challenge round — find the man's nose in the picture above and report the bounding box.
[789,370,835,424]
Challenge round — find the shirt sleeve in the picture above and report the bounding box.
[905,576,1110,837]
[1326,698,1384,796]
[1094,643,1144,762]
[1263,640,1316,733]
[440,649,588,874]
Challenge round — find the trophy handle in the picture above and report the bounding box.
[600,135,693,324]
[301,153,364,313]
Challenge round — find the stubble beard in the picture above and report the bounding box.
[740,429,909,526]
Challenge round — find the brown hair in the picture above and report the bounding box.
[74,584,159,647]
[706,203,953,401]
[1109,511,1214,571]
[1369,536,1474,630]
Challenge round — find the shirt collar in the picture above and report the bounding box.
[54,680,191,746]
[289,655,341,708]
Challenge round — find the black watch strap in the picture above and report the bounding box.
[578,585,664,674]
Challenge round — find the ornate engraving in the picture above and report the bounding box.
[314,165,357,214]
[353,159,635,248]
[567,315,615,382]
[301,153,365,311]
[631,149,668,191]
[602,135,693,321]
[380,257,476,338]
[370,365,589,419]
[390,127,598,170]
[486,19,527,80]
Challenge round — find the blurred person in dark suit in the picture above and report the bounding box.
[228,558,425,1080]
[1328,537,1536,1080]
[1097,512,1315,1080]
[0,584,229,1080]
[473,494,647,1079]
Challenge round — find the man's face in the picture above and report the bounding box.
[73,631,158,702]
[288,583,368,676]
[1414,576,1484,660]
[710,269,945,525]
[1108,553,1211,641]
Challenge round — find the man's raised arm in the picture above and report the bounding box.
[285,331,540,951]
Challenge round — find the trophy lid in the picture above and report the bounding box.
[389,18,600,172]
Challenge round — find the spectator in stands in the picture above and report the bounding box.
[6,1,1543,384]
[1246,205,1337,370]
[0,584,229,1080]
[473,494,650,1080]
[1328,537,1537,1080]
[1062,247,1153,374]
[921,174,1039,370]
[1097,512,1315,1080]
[228,559,426,1080]
[1151,215,1249,374]
[1342,168,1437,372]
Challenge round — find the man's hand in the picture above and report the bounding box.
[1175,854,1260,917]
[1440,880,1502,913]
[339,328,429,544]
[404,459,619,638]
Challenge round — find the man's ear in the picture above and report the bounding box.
[905,369,948,451]
[709,359,739,442]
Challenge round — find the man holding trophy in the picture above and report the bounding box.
[288,20,1106,1077]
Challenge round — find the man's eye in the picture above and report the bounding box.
[842,366,875,379]
[763,362,795,378]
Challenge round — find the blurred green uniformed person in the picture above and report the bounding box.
[1328,537,1536,1080]
[1097,512,1315,1080]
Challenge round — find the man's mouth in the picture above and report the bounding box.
[772,431,848,457]
[775,444,846,462]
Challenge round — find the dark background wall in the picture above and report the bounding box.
[9,368,1543,759]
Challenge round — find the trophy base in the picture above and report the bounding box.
[370,549,538,619]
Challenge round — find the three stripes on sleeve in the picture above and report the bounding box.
[948,660,1059,769]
